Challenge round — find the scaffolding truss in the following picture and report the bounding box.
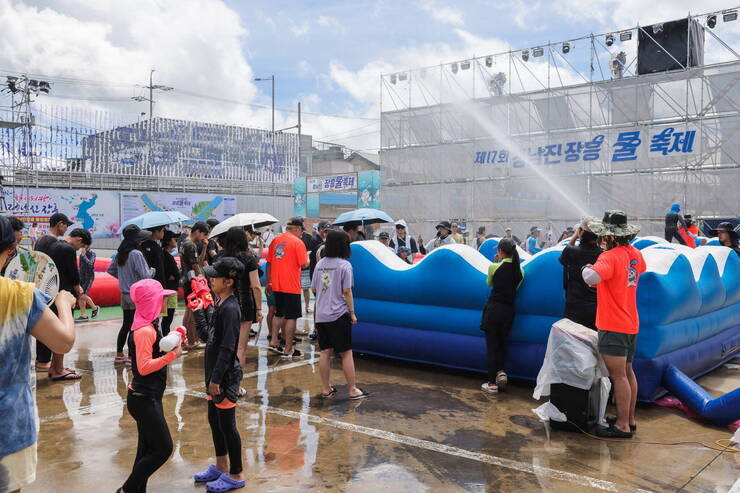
[379,9,740,236]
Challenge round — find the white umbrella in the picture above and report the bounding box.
[209,213,278,237]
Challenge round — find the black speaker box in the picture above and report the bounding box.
[549,382,601,433]
[637,18,704,75]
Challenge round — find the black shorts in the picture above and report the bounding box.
[598,330,637,362]
[316,313,352,353]
[239,293,257,323]
[273,291,302,320]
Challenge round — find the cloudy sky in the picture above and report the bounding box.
[1,0,738,151]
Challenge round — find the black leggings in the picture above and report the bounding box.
[160,308,176,336]
[481,302,514,382]
[118,309,135,354]
[665,227,686,245]
[207,401,242,474]
[123,392,173,493]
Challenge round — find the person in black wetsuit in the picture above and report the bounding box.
[665,203,687,244]
[559,220,602,330]
[479,238,524,394]
[192,257,246,491]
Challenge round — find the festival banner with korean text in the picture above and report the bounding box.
[306,173,357,193]
[120,192,236,224]
[473,125,699,167]
[1,187,121,238]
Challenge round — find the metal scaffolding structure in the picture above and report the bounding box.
[379,9,740,237]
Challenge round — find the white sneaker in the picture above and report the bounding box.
[481,382,498,393]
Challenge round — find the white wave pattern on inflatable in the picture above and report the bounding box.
[356,240,491,274]
[642,244,734,280]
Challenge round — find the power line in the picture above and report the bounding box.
[1,68,379,121]
[315,121,379,140]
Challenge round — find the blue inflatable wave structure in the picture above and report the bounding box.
[478,238,531,263]
[349,240,740,409]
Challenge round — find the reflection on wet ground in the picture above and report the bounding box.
[29,313,740,492]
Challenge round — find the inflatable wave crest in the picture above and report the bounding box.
[349,240,740,407]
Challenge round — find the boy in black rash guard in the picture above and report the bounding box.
[193,257,246,492]
[479,238,524,394]
[118,279,181,493]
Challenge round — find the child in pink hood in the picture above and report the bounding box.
[117,279,181,493]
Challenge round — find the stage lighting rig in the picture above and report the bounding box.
[605,34,614,46]
[707,14,717,28]
[533,47,544,57]
[723,10,738,22]
[485,56,493,67]
[619,31,632,41]
[521,49,529,61]
[562,42,571,54]
[451,62,459,74]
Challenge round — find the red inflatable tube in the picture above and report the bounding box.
[87,272,121,307]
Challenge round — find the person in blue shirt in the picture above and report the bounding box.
[526,227,542,254]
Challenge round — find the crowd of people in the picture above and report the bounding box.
[0,207,738,491]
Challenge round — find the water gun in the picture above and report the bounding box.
[159,326,187,352]
[187,270,214,311]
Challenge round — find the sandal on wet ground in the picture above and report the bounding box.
[320,386,337,399]
[349,388,369,400]
[596,425,633,439]
[91,307,99,319]
[606,415,636,432]
[194,464,223,483]
[49,369,82,381]
[268,345,284,354]
[281,349,303,359]
[206,473,245,492]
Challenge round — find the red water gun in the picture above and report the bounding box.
[187,270,214,310]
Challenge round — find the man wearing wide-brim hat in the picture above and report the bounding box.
[581,211,646,439]
[711,221,739,255]
[419,221,455,253]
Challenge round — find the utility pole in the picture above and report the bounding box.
[254,75,275,133]
[131,70,172,171]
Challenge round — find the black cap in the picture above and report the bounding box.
[317,220,332,231]
[122,224,152,243]
[713,222,738,239]
[162,229,178,242]
[0,215,15,250]
[287,217,304,228]
[435,221,452,232]
[49,213,73,227]
[203,257,244,280]
[378,231,390,239]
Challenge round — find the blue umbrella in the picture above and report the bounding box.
[118,211,191,234]
[331,208,393,226]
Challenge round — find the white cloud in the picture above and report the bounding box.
[297,60,312,77]
[418,0,464,26]
[288,18,310,37]
[317,15,345,33]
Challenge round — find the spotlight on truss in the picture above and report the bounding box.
[723,10,738,22]
[605,34,614,46]
[390,73,397,84]
[706,14,717,28]
[533,47,544,57]
[398,72,408,81]
[652,23,664,34]
[619,31,632,41]
[562,42,571,54]
[485,56,493,67]
[451,62,459,74]
[38,81,51,94]
[521,49,529,62]
[461,60,471,70]
[6,76,19,94]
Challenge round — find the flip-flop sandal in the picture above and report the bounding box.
[606,415,637,432]
[206,473,245,492]
[320,386,337,399]
[596,425,633,439]
[349,388,369,400]
[91,307,100,319]
[268,346,283,354]
[49,370,82,381]
[194,464,223,483]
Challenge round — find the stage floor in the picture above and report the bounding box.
[28,310,740,492]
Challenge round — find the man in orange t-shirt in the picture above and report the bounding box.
[582,211,646,439]
[266,217,308,359]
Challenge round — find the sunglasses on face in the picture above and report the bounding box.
[395,225,405,229]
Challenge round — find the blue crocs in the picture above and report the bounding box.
[194,464,223,483]
[206,473,246,492]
